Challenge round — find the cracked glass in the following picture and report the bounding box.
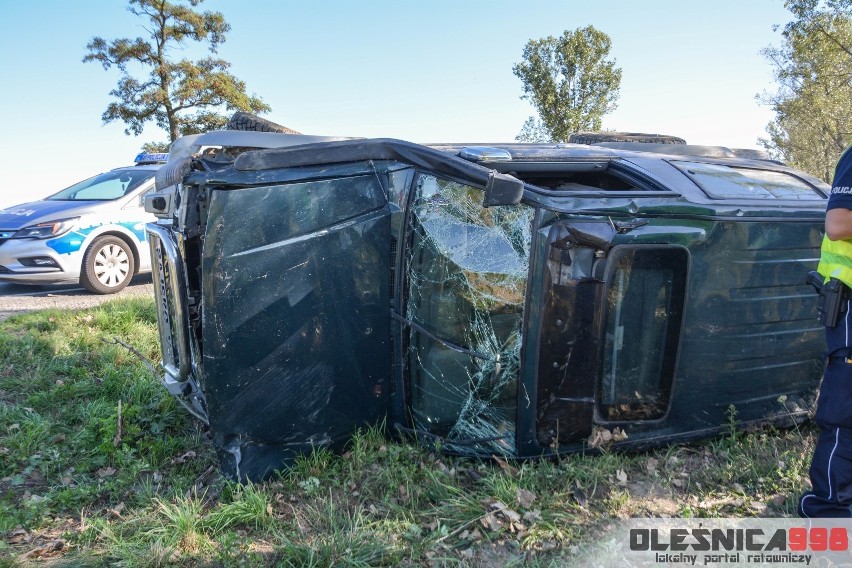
[406,174,533,455]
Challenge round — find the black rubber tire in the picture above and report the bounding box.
[80,236,136,294]
[569,132,687,145]
[224,112,301,134]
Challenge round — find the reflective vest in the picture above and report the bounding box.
[817,147,852,285]
[818,235,852,287]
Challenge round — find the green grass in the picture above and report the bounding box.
[0,298,817,566]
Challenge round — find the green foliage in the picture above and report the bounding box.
[513,26,622,142]
[760,0,852,182]
[83,0,271,146]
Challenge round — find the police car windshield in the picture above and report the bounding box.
[46,169,154,201]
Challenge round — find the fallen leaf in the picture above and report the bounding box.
[6,529,29,544]
[571,487,588,507]
[502,508,522,524]
[771,494,786,507]
[616,469,628,485]
[8,423,19,431]
[646,457,659,474]
[108,503,125,518]
[398,484,409,500]
[516,487,536,509]
[97,466,117,478]
[587,427,612,448]
[170,451,197,465]
[523,509,542,523]
[612,427,628,442]
[494,456,519,476]
[23,540,64,558]
[479,512,502,532]
[672,479,684,488]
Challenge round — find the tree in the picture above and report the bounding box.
[84,0,270,149]
[512,26,622,143]
[760,0,852,182]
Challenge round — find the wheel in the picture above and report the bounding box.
[224,112,301,134]
[80,236,135,294]
[569,132,687,145]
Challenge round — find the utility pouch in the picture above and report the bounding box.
[808,271,848,327]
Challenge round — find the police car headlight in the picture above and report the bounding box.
[14,217,79,239]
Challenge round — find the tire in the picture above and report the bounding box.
[80,236,136,294]
[224,112,301,134]
[569,132,687,145]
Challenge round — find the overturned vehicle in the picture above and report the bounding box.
[145,126,829,480]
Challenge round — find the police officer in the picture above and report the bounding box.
[800,145,852,518]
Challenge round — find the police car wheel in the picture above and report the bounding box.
[80,236,135,294]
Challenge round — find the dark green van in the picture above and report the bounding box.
[145,130,828,481]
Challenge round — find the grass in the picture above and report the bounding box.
[0,298,817,566]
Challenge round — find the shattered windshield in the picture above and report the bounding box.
[406,174,534,455]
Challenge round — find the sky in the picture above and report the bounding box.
[0,0,793,209]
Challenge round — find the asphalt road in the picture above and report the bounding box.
[0,274,155,320]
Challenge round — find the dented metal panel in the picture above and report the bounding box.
[199,170,392,480]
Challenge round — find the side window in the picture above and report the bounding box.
[406,174,533,454]
[672,161,825,200]
[600,246,687,421]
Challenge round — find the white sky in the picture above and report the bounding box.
[0,0,791,209]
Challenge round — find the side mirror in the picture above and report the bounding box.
[144,192,173,217]
[482,171,524,207]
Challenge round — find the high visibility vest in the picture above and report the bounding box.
[818,147,852,286]
[818,235,852,287]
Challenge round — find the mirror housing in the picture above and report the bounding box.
[482,170,524,207]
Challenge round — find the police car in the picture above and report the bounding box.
[0,153,167,293]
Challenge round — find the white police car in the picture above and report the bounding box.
[0,153,167,293]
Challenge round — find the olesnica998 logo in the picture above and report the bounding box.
[629,526,848,565]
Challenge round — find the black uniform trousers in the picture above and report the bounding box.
[800,302,852,518]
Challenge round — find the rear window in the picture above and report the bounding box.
[671,161,825,200]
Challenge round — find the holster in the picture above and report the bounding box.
[808,271,849,327]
